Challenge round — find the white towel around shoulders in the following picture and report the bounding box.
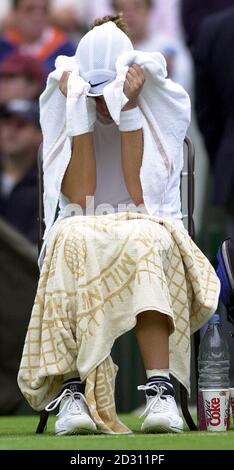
[39,49,191,244]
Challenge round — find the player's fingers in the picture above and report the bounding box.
[131,64,145,79]
[127,66,145,85]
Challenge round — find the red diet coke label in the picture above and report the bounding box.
[199,389,230,431]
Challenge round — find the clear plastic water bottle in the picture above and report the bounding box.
[198,313,230,431]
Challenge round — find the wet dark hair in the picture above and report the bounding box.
[91,13,129,36]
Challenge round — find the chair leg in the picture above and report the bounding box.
[180,384,197,430]
[36,410,49,434]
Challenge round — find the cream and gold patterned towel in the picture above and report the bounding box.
[18,212,220,434]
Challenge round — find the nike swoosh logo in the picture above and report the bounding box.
[89,79,109,88]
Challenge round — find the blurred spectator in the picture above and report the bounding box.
[0,99,41,243]
[148,0,183,40]
[87,0,183,41]
[49,0,88,41]
[87,0,113,24]
[112,0,155,45]
[0,0,10,20]
[0,0,76,75]
[194,7,234,211]
[181,0,234,50]
[0,1,14,34]
[51,0,87,19]
[111,0,192,91]
[0,52,45,105]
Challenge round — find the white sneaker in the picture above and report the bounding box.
[45,388,97,436]
[138,382,184,433]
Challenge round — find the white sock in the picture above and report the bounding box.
[146,369,170,380]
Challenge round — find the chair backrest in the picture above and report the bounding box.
[37,136,195,252]
[182,136,195,240]
[37,143,44,255]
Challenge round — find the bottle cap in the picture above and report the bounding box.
[208,313,220,324]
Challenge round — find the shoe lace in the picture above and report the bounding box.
[137,384,172,417]
[45,388,87,416]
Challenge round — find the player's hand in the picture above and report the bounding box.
[123,64,145,110]
[59,71,71,97]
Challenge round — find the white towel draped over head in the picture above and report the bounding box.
[39,49,191,242]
